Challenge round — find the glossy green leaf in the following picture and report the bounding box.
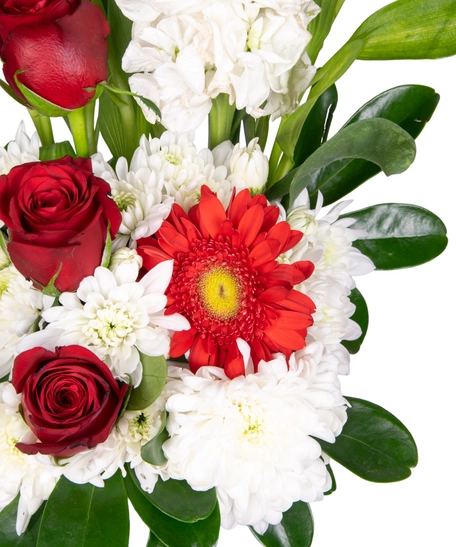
[127,354,167,411]
[0,496,45,546]
[39,141,76,161]
[37,472,129,547]
[0,374,9,382]
[342,288,368,354]
[293,84,338,167]
[146,477,217,523]
[268,118,416,207]
[344,204,448,269]
[141,412,169,466]
[125,467,220,547]
[352,0,456,60]
[147,532,167,547]
[319,397,418,482]
[249,502,314,547]
[303,85,439,206]
[325,463,337,495]
[277,40,363,159]
[307,0,346,63]
[14,72,72,117]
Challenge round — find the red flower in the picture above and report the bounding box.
[1,0,109,109]
[138,186,315,379]
[11,346,130,457]
[0,156,121,293]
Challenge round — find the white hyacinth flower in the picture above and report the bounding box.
[163,342,347,533]
[17,262,189,386]
[0,383,61,535]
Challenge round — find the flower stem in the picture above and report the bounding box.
[271,154,294,186]
[28,109,54,147]
[67,107,90,157]
[208,93,236,150]
[83,100,98,156]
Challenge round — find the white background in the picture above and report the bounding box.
[1,1,455,545]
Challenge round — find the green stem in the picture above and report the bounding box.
[67,106,91,157]
[83,101,98,156]
[208,93,236,150]
[28,109,54,147]
[268,141,283,183]
[271,154,294,185]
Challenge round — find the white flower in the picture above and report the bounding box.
[228,137,269,192]
[163,343,347,533]
[0,122,40,177]
[18,262,189,386]
[109,247,143,285]
[0,383,60,535]
[0,265,45,378]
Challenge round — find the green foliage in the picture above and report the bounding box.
[342,288,369,354]
[141,412,169,466]
[0,496,45,546]
[307,0,347,63]
[319,397,418,482]
[127,354,168,411]
[39,141,75,161]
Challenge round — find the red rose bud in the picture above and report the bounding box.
[1,0,109,110]
[12,346,130,457]
[0,0,80,43]
[0,156,122,293]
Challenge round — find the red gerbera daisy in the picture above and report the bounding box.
[137,186,315,379]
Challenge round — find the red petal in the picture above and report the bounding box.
[238,204,265,247]
[274,309,313,329]
[158,223,190,254]
[264,325,305,351]
[281,229,303,253]
[249,239,281,267]
[259,286,289,303]
[169,328,196,357]
[224,343,246,379]
[137,245,171,270]
[267,222,291,255]
[228,188,251,228]
[198,185,226,238]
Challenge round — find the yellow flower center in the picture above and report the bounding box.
[199,267,241,320]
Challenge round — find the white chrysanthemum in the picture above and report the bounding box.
[163,342,347,533]
[62,397,167,493]
[0,265,45,378]
[0,383,61,535]
[91,149,173,251]
[0,122,40,177]
[18,262,189,386]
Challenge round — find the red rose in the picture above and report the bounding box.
[0,156,121,293]
[0,0,80,43]
[1,0,109,110]
[12,345,130,457]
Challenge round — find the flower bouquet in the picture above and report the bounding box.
[0,1,454,546]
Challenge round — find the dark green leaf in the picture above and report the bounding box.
[127,354,167,411]
[352,0,456,60]
[0,495,45,546]
[293,84,338,166]
[344,204,448,269]
[39,141,76,161]
[305,85,440,205]
[342,288,368,354]
[249,502,314,547]
[141,412,169,466]
[125,467,220,547]
[147,532,167,547]
[307,0,346,63]
[269,118,416,207]
[0,374,9,382]
[325,463,337,495]
[37,472,129,547]
[146,477,217,523]
[319,397,418,482]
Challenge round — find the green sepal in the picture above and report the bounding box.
[39,141,76,161]
[36,472,129,547]
[0,495,46,546]
[124,466,220,547]
[342,288,369,354]
[127,354,167,411]
[141,411,169,466]
[249,501,314,547]
[34,264,62,298]
[0,79,27,106]
[14,71,73,118]
[319,397,418,482]
[344,204,448,269]
[100,82,161,119]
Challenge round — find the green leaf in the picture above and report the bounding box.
[0,230,10,263]
[249,502,314,547]
[319,397,418,482]
[307,0,346,63]
[268,118,416,207]
[14,71,73,117]
[351,0,456,60]
[342,288,369,354]
[39,141,76,161]
[325,463,337,495]
[293,84,338,167]
[125,467,220,547]
[141,411,169,466]
[147,532,167,547]
[276,39,363,159]
[37,472,129,547]
[0,496,45,546]
[0,374,9,382]
[101,222,113,269]
[127,354,167,411]
[145,477,217,523]
[301,84,439,206]
[343,204,448,269]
